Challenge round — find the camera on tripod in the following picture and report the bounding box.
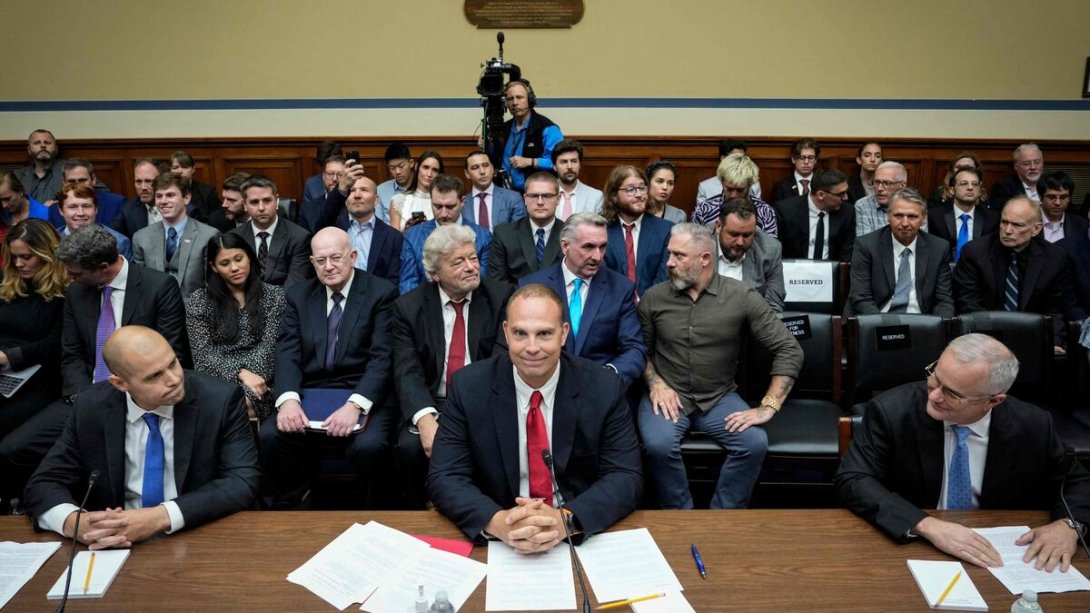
[478,32,522,189]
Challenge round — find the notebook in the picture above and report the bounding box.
[47,550,130,600]
[0,364,40,398]
[301,388,364,434]
[906,560,988,611]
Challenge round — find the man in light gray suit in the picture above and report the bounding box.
[552,140,604,221]
[461,149,525,231]
[714,198,785,312]
[849,188,954,316]
[132,173,219,297]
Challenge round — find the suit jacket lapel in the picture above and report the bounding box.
[516,219,538,271]
[914,236,931,303]
[878,230,895,294]
[576,271,606,353]
[915,409,945,507]
[121,265,144,325]
[466,289,492,361]
[490,357,521,500]
[176,222,198,281]
[103,393,128,506]
[1020,243,1043,310]
[423,287,446,374]
[551,358,578,477]
[173,398,196,490]
[542,221,563,265]
[367,224,388,272]
[309,282,329,365]
[980,405,1014,505]
[943,210,957,240]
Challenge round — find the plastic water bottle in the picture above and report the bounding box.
[1011,590,1041,613]
[429,590,455,613]
[409,583,428,613]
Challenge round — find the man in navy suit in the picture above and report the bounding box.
[601,166,673,298]
[521,212,645,387]
[427,284,642,550]
[461,149,525,230]
[260,227,398,509]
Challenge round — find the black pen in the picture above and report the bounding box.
[690,544,706,579]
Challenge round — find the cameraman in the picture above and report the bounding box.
[498,80,563,192]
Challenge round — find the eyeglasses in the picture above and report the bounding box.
[823,189,850,200]
[310,250,351,267]
[617,185,648,196]
[924,361,994,405]
[873,180,904,189]
[525,192,558,202]
[322,171,345,179]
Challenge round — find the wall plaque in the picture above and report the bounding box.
[465,0,584,29]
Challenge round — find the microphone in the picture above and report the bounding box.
[542,450,591,613]
[56,469,100,613]
[496,32,505,62]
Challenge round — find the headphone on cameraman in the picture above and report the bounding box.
[505,79,537,109]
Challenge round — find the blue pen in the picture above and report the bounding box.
[690,544,706,579]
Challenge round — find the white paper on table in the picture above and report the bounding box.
[574,528,683,603]
[361,546,486,613]
[485,541,576,611]
[630,590,695,613]
[288,521,431,610]
[0,541,62,609]
[974,526,1090,594]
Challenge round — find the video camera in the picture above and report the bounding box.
[477,32,521,189]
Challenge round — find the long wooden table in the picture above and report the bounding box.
[3,509,1089,611]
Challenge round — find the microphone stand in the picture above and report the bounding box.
[542,450,591,613]
[56,469,99,613]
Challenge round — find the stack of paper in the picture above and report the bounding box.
[575,528,693,611]
[46,550,130,600]
[974,526,1090,594]
[0,541,61,608]
[906,560,987,611]
[485,542,576,611]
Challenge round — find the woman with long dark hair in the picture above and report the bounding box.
[185,232,285,419]
[389,151,444,232]
[645,160,687,224]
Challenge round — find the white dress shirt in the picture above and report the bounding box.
[411,287,474,426]
[251,215,279,244]
[795,171,813,194]
[514,364,560,502]
[717,251,745,281]
[880,237,920,314]
[470,185,494,226]
[807,198,831,260]
[952,204,975,239]
[620,213,643,263]
[938,411,991,510]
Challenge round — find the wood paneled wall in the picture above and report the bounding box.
[2,137,1089,212]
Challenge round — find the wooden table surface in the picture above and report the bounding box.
[3,509,1089,611]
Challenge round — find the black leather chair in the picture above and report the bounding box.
[278,198,298,224]
[781,261,850,315]
[846,314,950,413]
[953,311,1052,404]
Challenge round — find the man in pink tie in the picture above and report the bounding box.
[461,149,525,230]
[552,140,604,221]
[427,284,642,551]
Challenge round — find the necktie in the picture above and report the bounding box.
[888,248,913,313]
[326,292,344,368]
[946,425,973,510]
[812,212,826,260]
[141,413,165,508]
[165,227,178,261]
[93,286,116,383]
[526,390,552,504]
[257,231,270,271]
[623,223,637,283]
[1004,254,1019,311]
[446,300,466,389]
[955,213,971,262]
[800,179,810,195]
[560,191,573,221]
[535,228,546,264]
[569,278,584,338]
[477,193,489,231]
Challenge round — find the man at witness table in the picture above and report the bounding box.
[836,334,1090,572]
[427,284,642,551]
[23,326,259,547]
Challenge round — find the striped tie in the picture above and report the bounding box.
[1003,254,1019,311]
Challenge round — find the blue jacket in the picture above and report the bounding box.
[399,220,492,294]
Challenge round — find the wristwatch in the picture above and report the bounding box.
[760,395,782,412]
[1064,517,1087,538]
[348,399,365,414]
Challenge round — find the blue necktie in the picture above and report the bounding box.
[142,413,165,508]
[888,248,912,313]
[326,292,344,369]
[946,425,973,510]
[955,213,970,262]
[165,227,178,260]
[1004,254,1019,311]
[569,278,584,338]
[535,228,546,264]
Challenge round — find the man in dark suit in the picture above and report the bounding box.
[260,227,398,509]
[926,167,999,262]
[521,212,645,387]
[714,198,786,312]
[206,172,250,233]
[0,225,188,516]
[954,196,1075,353]
[602,166,673,297]
[489,171,564,284]
[24,326,259,546]
[989,143,1045,212]
[230,175,313,289]
[1059,227,1090,321]
[393,224,513,508]
[849,188,955,316]
[113,158,162,238]
[298,155,347,233]
[771,138,820,204]
[774,167,856,262]
[427,284,642,550]
[1040,171,1088,244]
[462,149,526,230]
[836,334,1090,572]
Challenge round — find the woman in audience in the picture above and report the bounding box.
[389,151,444,232]
[0,219,67,511]
[929,151,988,208]
[185,233,285,420]
[645,160,687,224]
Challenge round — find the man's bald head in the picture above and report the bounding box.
[102,325,170,378]
[310,227,358,292]
[312,226,351,253]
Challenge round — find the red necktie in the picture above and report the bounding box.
[623,223,637,283]
[446,300,466,389]
[526,390,552,504]
[477,193,489,231]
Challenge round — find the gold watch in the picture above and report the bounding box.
[760,395,782,412]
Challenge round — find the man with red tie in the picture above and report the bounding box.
[391,225,513,508]
[427,284,642,551]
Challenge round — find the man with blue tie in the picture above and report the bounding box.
[23,326,259,547]
[836,334,1090,572]
[521,212,645,387]
[926,167,998,262]
[462,149,525,230]
[489,171,564,284]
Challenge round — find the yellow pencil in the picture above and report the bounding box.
[596,593,666,610]
[935,570,961,606]
[83,552,96,593]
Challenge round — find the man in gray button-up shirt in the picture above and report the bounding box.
[637,223,802,509]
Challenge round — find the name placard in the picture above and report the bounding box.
[875,324,912,351]
[465,0,584,29]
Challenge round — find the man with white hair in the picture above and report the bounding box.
[990,143,1045,211]
[854,161,908,237]
[837,334,1090,573]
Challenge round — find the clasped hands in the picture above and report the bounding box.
[276,399,360,437]
[649,381,774,431]
[64,506,170,550]
[486,497,568,554]
[915,516,1079,572]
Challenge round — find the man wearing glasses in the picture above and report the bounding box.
[853,161,908,237]
[990,143,1046,212]
[489,171,565,284]
[926,167,999,263]
[773,167,856,261]
[771,138,821,204]
[837,334,1090,573]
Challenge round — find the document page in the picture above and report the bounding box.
[574,528,683,603]
[0,541,61,608]
[361,547,486,613]
[631,590,695,613]
[974,526,1090,594]
[485,541,576,611]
